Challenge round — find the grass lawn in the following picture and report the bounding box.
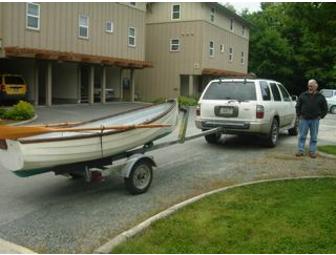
[113,178,336,254]
[318,145,336,156]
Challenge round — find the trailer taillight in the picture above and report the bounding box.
[196,104,201,116]
[256,105,264,119]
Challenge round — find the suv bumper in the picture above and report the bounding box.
[195,119,270,135]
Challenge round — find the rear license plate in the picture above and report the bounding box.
[214,106,238,117]
[220,107,233,115]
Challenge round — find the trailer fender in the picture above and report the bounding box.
[121,154,157,178]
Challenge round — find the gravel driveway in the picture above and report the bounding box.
[0,107,335,253]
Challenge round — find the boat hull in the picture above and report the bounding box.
[0,101,178,176]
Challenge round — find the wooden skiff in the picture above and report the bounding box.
[0,100,178,177]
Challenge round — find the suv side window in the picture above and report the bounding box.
[278,83,291,101]
[260,81,271,101]
[270,82,282,101]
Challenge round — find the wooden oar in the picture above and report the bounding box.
[0,124,171,140]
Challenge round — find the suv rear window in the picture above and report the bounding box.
[321,90,333,98]
[202,81,256,101]
[4,76,25,85]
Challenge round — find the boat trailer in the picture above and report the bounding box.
[52,107,223,195]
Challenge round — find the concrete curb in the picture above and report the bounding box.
[0,238,36,254]
[94,175,335,253]
[318,151,336,159]
[9,114,38,126]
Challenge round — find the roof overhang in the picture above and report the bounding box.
[4,47,153,69]
[202,68,248,77]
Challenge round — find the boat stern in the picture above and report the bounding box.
[0,139,24,172]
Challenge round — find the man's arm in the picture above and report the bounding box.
[320,95,328,119]
[295,95,302,117]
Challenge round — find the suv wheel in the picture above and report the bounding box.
[204,132,221,144]
[331,106,336,114]
[288,117,298,136]
[265,118,279,147]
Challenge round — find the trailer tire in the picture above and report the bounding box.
[124,159,153,195]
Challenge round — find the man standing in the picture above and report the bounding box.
[295,79,328,158]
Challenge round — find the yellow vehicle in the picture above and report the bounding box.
[0,74,27,101]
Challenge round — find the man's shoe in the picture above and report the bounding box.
[309,152,317,158]
[295,151,305,157]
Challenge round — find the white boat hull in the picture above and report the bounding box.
[0,101,178,177]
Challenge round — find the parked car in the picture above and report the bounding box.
[320,89,336,114]
[195,78,298,147]
[0,74,27,101]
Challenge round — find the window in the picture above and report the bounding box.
[203,82,257,101]
[171,4,180,20]
[270,82,282,101]
[260,81,271,101]
[278,84,291,101]
[170,39,180,51]
[229,47,233,62]
[230,18,234,31]
[26,3,40,30]
[106,21,113,33]
[210,7,215,22]
[240,51,244,64]
[128,26,136,47]
[209,41,214,57]
[220,44,224,53]
[130,2,136,6]
[79,15,89,39]
[242,25,245,36]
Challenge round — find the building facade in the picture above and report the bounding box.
[0,2,149,105]
[136,2,250,101]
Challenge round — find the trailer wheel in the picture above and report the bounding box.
[124,160,153,195]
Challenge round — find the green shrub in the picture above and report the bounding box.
[151,97,167,104]
[178,96,198,106]
[3,101,35,120]
[0,108,7,119]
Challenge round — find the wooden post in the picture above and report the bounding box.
[188,75,194,97]
[46,62,52,106]
[120,68,124,101]
[130,69,135,102]
[34,61,39,106]
[101,66,106,104]
[89,65,94,104]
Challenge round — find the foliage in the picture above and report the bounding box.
[151,97,167,104]
[243,3,336,94]
[318,145,336,156]
[112,178,336,253]
[3,101,35,120]
[178,96,198,106]
[0,108,6,119]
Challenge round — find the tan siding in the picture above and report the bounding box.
[201,22,248,74]
[2,2,145,61]
[137,21,204,100]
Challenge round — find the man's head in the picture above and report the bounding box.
[308,79,318,94]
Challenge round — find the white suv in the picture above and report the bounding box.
[195,78,298,147]
[320,89,336,114]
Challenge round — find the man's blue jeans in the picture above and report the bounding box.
[298,118,320,153]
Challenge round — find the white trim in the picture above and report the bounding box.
[128,26,136,47]
[105,20,114,33]
[26,2,40,31]
[209,41,214,57]
[171,4,181,20]
[79,15,89,39]
[170,38,180,52]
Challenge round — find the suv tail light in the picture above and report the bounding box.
[256,105,264,119]
[196,104,201,116]
[0,84,5,92]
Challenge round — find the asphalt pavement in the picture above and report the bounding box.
[0,104,335,253]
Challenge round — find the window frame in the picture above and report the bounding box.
[105,20,114,33]
[128,26,136,47]
[220,44,224,54]
[171,4,181,20]
[229,47,233,62]
[270,82,282,101]
[230,18,234,31]
[210,7,215,22]
[26,2,40,31]
[278,83,291,102]
[130,2,136,6]
[209,41,214,57]
[242,25,245,36]
[240,51,245,64]
[170,39,180,52]
[79,15,89,39]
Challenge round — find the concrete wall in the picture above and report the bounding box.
[53,62,79,103]
[1,2,146,61]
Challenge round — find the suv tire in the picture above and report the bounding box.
[204,132,221,144]
[288,118,298,136]
[265,118,279,147]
